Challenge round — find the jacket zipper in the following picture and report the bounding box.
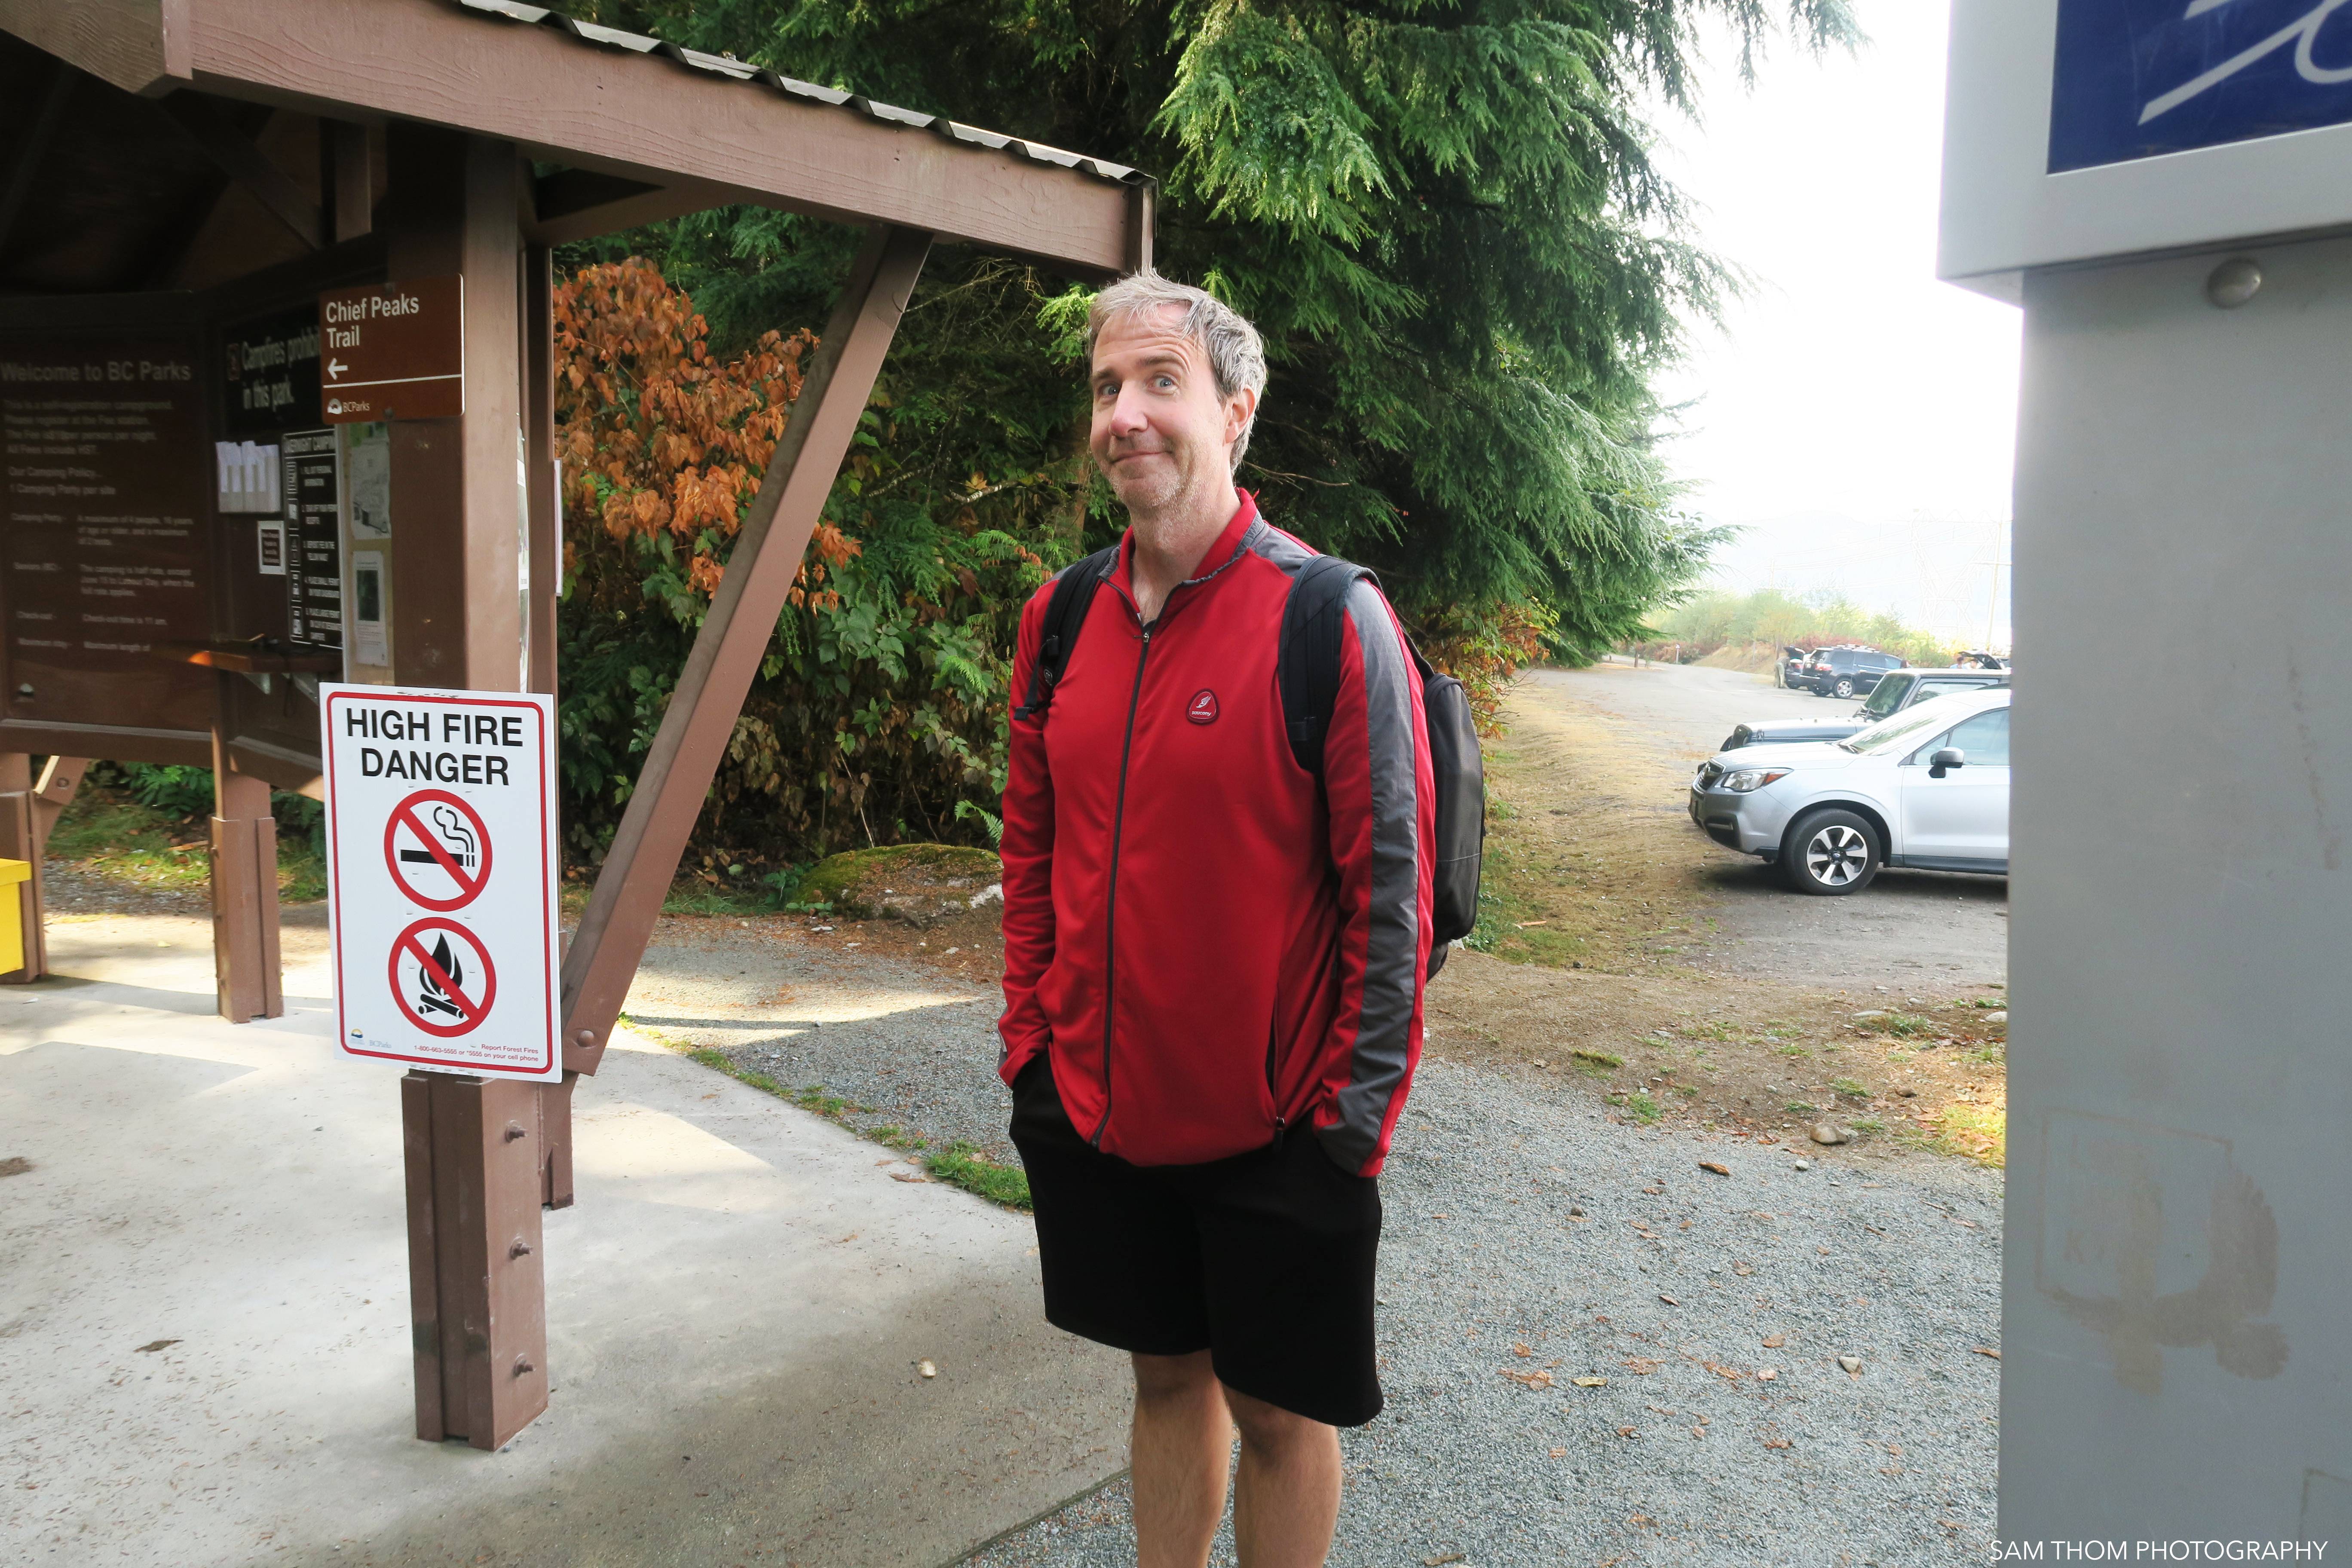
[1090,619,1154,1147]
[1265,1021,1287,1148]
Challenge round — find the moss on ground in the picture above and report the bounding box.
[795,843,1001,908]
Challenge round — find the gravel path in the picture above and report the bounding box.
[621,919,1017,1160]
[967,1057,2002,1568]
[621,920,2005,1567]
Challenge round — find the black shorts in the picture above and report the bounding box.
[1008,1055,1384,1427]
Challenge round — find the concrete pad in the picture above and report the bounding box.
[1,916,1126,1568]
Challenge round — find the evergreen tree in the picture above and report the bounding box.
[571,0,1854,654]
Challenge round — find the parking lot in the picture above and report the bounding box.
[1528,660,2009,990]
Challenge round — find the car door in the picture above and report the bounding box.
[1897,706,2010,868]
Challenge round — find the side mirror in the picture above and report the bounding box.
[1929,747,1965,778]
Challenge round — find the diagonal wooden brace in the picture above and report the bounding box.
[556,225,932,1074]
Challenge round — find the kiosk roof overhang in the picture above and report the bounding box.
[1,0,1151,279]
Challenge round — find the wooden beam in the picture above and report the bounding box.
[0,60,77,261]
[324,117,371,243]
[524,169,731,247]
[159,94,322,250]
[0,0,189,96]
[558,225,932,1074]
[1126,179,1157,276]
[175,0,1131,277]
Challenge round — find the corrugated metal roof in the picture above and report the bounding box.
[453,0,1145,188]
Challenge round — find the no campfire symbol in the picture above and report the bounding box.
[383,789,492,911]
[388,917,499,1038]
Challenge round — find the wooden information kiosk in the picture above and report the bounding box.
[2,0,1149,1449]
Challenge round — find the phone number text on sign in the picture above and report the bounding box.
[322,684,559,1081]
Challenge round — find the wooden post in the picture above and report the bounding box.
[401,1070,548,1449]
[0,754,87,984]
[519,239,573,1209]
[557,225,932,1075]
[210,719,283,1024]
[0,755,37,982]
[383,126,551,1442]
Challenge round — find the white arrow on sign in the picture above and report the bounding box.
[328,358,349,379]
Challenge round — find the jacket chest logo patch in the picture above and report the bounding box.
[1186,689,1219,725]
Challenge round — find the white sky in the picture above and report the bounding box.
[1649,0,2021,649]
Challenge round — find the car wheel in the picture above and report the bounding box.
[1781,809,1882,895]
[1832,676,1856,698]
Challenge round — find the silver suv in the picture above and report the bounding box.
[1689,687,2011,895]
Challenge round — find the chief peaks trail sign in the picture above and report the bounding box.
[315,277,463,422]
[322,685,558,1080]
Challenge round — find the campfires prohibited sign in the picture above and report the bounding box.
[322,685,558,1080]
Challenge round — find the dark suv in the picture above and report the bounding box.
[1798,646,1905,699]
[1851,666,2008,722]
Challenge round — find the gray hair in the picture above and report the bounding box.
[1087,271,1268,473]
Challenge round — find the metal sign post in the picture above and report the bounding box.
[1942,0,2352,1549]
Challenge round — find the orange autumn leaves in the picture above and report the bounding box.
[553,257,857,609]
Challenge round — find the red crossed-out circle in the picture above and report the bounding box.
[388,916,499,1038]
[383,789,493,911]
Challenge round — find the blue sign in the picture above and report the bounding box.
[2050,0,2352,172]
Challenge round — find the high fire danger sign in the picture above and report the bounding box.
[321,685,559,1080]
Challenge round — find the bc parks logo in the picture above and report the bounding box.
[2051,0,2352,171]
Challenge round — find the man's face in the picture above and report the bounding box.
[1088,305,1253,519]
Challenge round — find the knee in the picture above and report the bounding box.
[1223,1386,1329,1459]
[1133,1350,1218,1407]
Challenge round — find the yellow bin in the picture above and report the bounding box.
[0,858,28,974]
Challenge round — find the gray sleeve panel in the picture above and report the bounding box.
[1320,578,1426,1173]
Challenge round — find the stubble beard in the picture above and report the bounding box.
[1109,448,1233,553]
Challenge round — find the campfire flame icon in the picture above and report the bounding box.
[417,933,465,1016]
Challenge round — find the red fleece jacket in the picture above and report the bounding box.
[996,492,1435,1176]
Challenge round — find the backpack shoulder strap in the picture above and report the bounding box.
[1013,544,1120,723]
[1278,553,1376,775]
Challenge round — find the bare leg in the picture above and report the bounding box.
[1131,1351,1231,1568]
[1226,1384,1342,1568]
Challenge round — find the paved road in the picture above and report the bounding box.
[1523,660,2010,992]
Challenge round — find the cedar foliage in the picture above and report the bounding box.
[555,0,1856,868]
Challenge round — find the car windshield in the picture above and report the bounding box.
[1860,673,1914,718]
[1838,691,2006,755]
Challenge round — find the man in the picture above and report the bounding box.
[998,272,1436,1568]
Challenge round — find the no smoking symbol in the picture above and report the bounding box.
[389,918,498,1038]
[383,789,493,911]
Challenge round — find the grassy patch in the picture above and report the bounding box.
[682,1045,1032,1210]
[1829,1077,1870,1098]
[1905,1101,2007,1168]
[1570,1048,1623,1070]
[1623,1091,1661,1125]
[925,1142,1032,1207]
[1784,1101,1817,1115]
[48,780,326,901]
[1861,1011,1936,1038]
[47,797,211,892]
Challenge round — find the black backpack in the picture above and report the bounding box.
[1013,546,1485,979]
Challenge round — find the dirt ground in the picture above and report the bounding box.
[1427,664,2008,1166]
[729,661,2006,1170]
[39,658,2003,1173]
